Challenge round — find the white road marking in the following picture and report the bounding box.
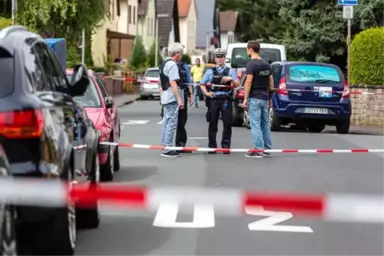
[246,206,314,233]
[153,202,215,228]
[122,120,150,125]
[189,137,208,140]
[157,119,163,124]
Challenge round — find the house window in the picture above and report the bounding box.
[147,17,150,35]
[128,5,132,24]
[133,6,136,25]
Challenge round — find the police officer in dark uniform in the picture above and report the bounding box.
[200,48,240,153]
[175,60,193,151]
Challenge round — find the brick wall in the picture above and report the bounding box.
[351,86,384,127]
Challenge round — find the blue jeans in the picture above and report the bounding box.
[248,98,272,150]
[160,102,179,153]
[193,83,205,106]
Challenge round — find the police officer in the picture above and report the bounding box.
[200,48,240,154]
[175,60,193,152]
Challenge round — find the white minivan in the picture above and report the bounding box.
[225,43,287,69]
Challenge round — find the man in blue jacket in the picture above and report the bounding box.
[175,60,193,151]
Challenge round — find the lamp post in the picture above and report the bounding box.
[155,13,169,67]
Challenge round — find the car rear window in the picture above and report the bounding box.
[145,69,159,78]
[231,47,281,68]
[288,65,341,83]
[67,75,102,107]
[0,47,14,98]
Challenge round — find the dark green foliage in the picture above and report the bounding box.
[181,54,191,64]
[351,27,384,86]
[146,39,163,67]
[129,36,147,70]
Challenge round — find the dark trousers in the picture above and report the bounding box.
[175,96,188,146]
[207,98,232,148]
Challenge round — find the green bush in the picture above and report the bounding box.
[350,27,384,86]
[0,18,12,30]
[129,36,147,70]
[181,54,191,64]
[146,39,163,67]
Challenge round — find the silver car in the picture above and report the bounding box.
[140,67,160,99]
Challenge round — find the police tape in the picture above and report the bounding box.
[0,178,383,223]
[73,144,87,150]
[98,142,384,154]
[125,77,384,96]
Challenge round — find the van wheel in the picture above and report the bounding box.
[336,119,350,134]
[76,154,100,229]
[269,109,281,131]
[307,123,325,133]
[113,146,120,171]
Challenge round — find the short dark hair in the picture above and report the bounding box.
[196,58,200,61]
[247,41,260,53]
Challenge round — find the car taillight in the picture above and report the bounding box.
[0,109,44,139]
[342,80,350,98]
[277,76,288,95]
[236,89,245,98]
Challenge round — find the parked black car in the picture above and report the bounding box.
[0,25,100,255]
[0,145,17,256]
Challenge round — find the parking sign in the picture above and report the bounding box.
[343,5,354,19]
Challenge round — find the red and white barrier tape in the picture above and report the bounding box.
[125,77,384,96]
[99,142,384,154]
[0,178,383,223]
[73,144,87,150]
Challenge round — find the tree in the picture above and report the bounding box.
[129,36,147,70]
[181,54,191,64]
[146,39,163,67]
[350,27,384,86]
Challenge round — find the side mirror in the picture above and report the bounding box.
[70,64,90,96]
[105,97,113,108]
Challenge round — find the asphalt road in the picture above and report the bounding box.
[76,99,384,255]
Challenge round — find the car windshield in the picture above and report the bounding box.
[231,47,281,68]
[145,69,159,78]
[66,75,102,107]
[288,65,341,83]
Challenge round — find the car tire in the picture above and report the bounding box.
[17,169,77,255]
[100,137,114,182]
[140,95,148,100]
[76,154,100,229]
[0,205,17,256]
[336,119,350,134]
[269,109,281,131]
[243,110,251,129]
[232,103,243,127]
[307,123,325,133]
[113,146,120,171]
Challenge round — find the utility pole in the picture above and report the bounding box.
[11,0,17,25]
[347,18,351,86]
[81,29,85,64]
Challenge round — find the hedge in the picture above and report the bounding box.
[350,27,384,86]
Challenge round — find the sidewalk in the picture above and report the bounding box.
[113,93,141,108]
[325,125,384,135]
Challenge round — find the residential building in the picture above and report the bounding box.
[137,0,157,50]
[195,0,215,49]
[91,0,136,67]
[219,11,238,50]
[177,0,198,54]
[156,0,180,55]
[118,0,138,36]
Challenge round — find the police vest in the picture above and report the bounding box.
[209,67,232,94]
[250,59,271,93]
[159,59,184,91]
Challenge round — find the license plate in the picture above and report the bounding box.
[318,87,333,98]
[304,108,328,114]
[144,84,158,89]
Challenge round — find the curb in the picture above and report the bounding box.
[116,95,141,108]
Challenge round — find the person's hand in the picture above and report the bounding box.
[205,92,214,98]
[177,97,184,109]
[240,98,248,108]
[221,76,233,83]
[189,95,194,107]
